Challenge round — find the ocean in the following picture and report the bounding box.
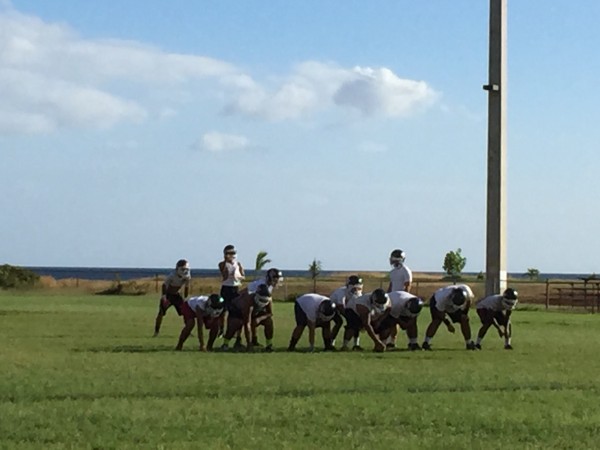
[25,267,591,281]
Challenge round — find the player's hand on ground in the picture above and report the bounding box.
[374,341,385,353]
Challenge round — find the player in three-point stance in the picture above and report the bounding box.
[221,284,274,352]
[422,284,476,350]
[475,288,518,350]
[153,259,191,336]
[175,294,225,351]
[373,291,424,351]
[246,268,283,347]
[329,275,363,348]
[342,288,390,352]
[287,294,337,352]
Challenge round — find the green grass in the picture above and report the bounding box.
[1,293,600,449]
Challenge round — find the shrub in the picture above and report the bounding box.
[0,264,40,289]
[96,281,147,296]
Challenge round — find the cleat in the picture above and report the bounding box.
[466,342,476,350]
[265,344,273,353]
[475,343,482,350]
[386,343,396,350]
[352,345,364,352]
[504,344,513,350]
[408,343,422,351]
[422,342,432,351]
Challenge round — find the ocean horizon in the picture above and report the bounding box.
[23,266,596,282]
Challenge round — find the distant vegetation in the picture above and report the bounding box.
[96,281,147,296]
[308,258,322,292]
[443,249,467,281]
[254,250,271,273]
[0,264,39,289]
[524,268,540,280]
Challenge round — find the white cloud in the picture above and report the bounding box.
[0,8,439,135]
[196,132,250,153]
[224,61,437,121]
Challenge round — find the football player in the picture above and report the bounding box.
[221,284,274,352]
[342,288,390,352]
[373,291,424,351]
[218,245,245,335]
[329,275,363,347]
[287,294,337,352]
[475,288,518,350]
[153,259,191,336]
[422,284,476,350]
[246,268,283,347]
[388,249,413,293]
[175,294,225,351]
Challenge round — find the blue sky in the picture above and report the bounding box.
[1,1,599,273]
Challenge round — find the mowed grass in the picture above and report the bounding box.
[1,294,600,449]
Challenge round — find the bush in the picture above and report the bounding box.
[0,264,40,289]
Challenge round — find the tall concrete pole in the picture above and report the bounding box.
[484,0,507,295]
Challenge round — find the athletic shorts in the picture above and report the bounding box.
[430,297,469,324]
[227,305,244,321]
[396,315,414,330]
[294,301,309,327]
[373,315,396,334]
[344,308,363,331]
[159,293,184,315]
[477,308,508,327]
[220,285,239,308]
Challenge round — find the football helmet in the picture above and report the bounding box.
[370,288,389,312]
[254,284,272,308]
[317,300,336,321]
[450,288,468,306]
[502,288,518,309]
[266,268,283,285]
[407,297,424,315]
[176,259,190,279]
[206,294,225,317]
[389,249,406,266]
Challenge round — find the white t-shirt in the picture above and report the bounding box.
[164,271,190,289]
[433,285,473,313]
[346,293,391,319]
[390,265,412,292]
[329,286,361,308]
[388,291,420,319]
[186,295,223,318]
[477,294,517,312]
[248,277,273,294]
[221,260,244,287]
[296,294,329,322]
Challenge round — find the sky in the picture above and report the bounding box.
[1,1,600,274]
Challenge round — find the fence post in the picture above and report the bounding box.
[545,279,550,310]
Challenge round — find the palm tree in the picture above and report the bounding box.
[308,258,322,292]
[255,250,272,273]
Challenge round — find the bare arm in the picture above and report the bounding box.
[183,280,190,298]
[358,305,384,349]
[242,303,253,349]
[218,261,229,281]
[307,321,316,351]
[238,262,245,278]
[404,281,411,293]
[195,308,205,350]
[387,281,392,293]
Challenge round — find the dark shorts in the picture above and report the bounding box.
[159,293,184,315]
[477,308,508,326]
[430,296,469,324]
[220,285,240,308]
[344,308,363,331]
[294,301,309,327]
[227,305,244,321]
[373,315,397,334]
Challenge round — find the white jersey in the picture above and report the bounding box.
[346,293,391,319]
[248,277,273,294]
[186,296,220,318]
[221,260,244,287]
[164,271,190,289]
[477,294,517,312]
[329,286,359,308]
[388,291,420,319]
[390,265,413,292]
[296,294,329,322]
[432,285,474,313]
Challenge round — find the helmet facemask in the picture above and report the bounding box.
[176,262,190,279]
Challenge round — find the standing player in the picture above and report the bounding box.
[342,288,390,352]
[218,245,245,335]
[374,291,424,350]
[221,284,274,352]
[475,288,518,350]
[287,294,337,352]
[422,284,476,350]
[175,294,225,351]
[153,259,191,336]
[388,249,413,292]
[329,275,363,347]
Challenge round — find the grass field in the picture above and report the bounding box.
[2,293,600,449]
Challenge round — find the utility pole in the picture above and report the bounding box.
[484,0,507,295]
